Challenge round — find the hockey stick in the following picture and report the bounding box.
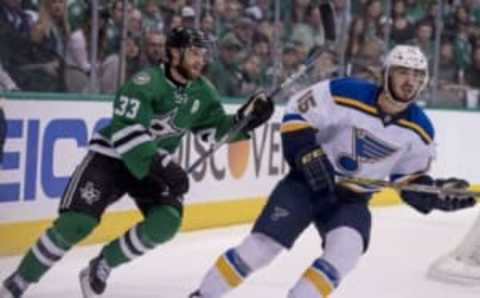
[185,2,337,174]
[338,176,480,198]
[186,49,321,173]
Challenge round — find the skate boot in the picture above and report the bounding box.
[79,255,111,298]
[0,273,29,298]
[188,290,203,298]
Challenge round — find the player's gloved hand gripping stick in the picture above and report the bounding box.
[339,175,478,212]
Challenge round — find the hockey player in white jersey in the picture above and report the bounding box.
[188,45,477,298]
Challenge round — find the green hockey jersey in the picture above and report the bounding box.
[89,66,241,179]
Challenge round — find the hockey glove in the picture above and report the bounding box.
[150,154,189,198]
[296,145,335,194]
[234,91,274,133]
[401,176,476,214]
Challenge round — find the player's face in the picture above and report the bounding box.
[389,66,426,102]
[180,47,207,80]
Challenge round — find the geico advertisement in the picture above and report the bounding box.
[0,100,286,222]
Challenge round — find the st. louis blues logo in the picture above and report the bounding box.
[336,128,398,173]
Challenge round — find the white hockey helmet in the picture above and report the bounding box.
[383,45,429,109]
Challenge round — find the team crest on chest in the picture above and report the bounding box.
[336,128,398,173]
[149,109,186,140]
[133,72,151,85]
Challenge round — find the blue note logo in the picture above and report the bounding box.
[336,128,398,173]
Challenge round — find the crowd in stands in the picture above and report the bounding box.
[1,0,480,108]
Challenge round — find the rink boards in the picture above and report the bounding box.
[0,95,479,256]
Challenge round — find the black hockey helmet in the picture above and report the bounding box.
[166,27,208,49]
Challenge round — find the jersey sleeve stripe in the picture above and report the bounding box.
[111,124,148,143]
[116,134,152,155]
[113,130,150,148]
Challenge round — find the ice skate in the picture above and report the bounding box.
[79,255,111,298]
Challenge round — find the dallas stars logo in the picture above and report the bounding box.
[80,182,101,205]
[149,109,186,140]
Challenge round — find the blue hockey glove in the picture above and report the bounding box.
[235,91,274,132]
[150,154,189,197]
[295,145,335,193]
[401,176,476,214]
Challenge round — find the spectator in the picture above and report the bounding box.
[30,0,70,90]
[273,42,307,100]
[168,14,183,31]
[224,16,256,60]
[181,5,195,28]
[453,6,474,71]
[333,0,353,48]
[404,0,426,23]
[200,13,218,59]
[142,0,164,33]
[465,46,480,88]
[0,0,31,37]
[68,0,86,31]
[434,40,464,108]
[290,3,326,52]
[407,20,435,65]
[252,32,272,71]
[390,0,415,46]
[309,46,339,83]
[105,0,133,55]
[206,33,243,97]
[238,53,265,96]
[350,37,385,83]
[245,0,272,22]
[345,16,366,63]
[128,8,143,39]
[214,0,243,36]
[0,0,32,89]
[140,31,166,67]
[438,40,460,86]
[362,0,384,39]
[125,35,142,80]
[65,6,119,93]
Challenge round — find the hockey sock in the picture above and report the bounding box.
[101,205,181,267]
[197,248,252,297]
[196,233,283,298]
[288,258,340,298]
[16,212,98,283]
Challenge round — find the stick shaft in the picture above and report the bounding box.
[339,176,480,198]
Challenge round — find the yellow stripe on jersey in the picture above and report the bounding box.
[334,96,378,115]
[215,255,243,287]
[303,267,335,297]
[397,119,433,144]
[334,96,432,144]
[280,122,312,133]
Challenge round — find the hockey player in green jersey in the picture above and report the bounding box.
[0,27,274,298]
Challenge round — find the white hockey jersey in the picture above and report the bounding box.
[281,77,436,192]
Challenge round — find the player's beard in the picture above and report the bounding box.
[177,58,201,81]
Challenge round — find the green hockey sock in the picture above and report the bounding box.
[17,212,97,283]
[102,206,181,267]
